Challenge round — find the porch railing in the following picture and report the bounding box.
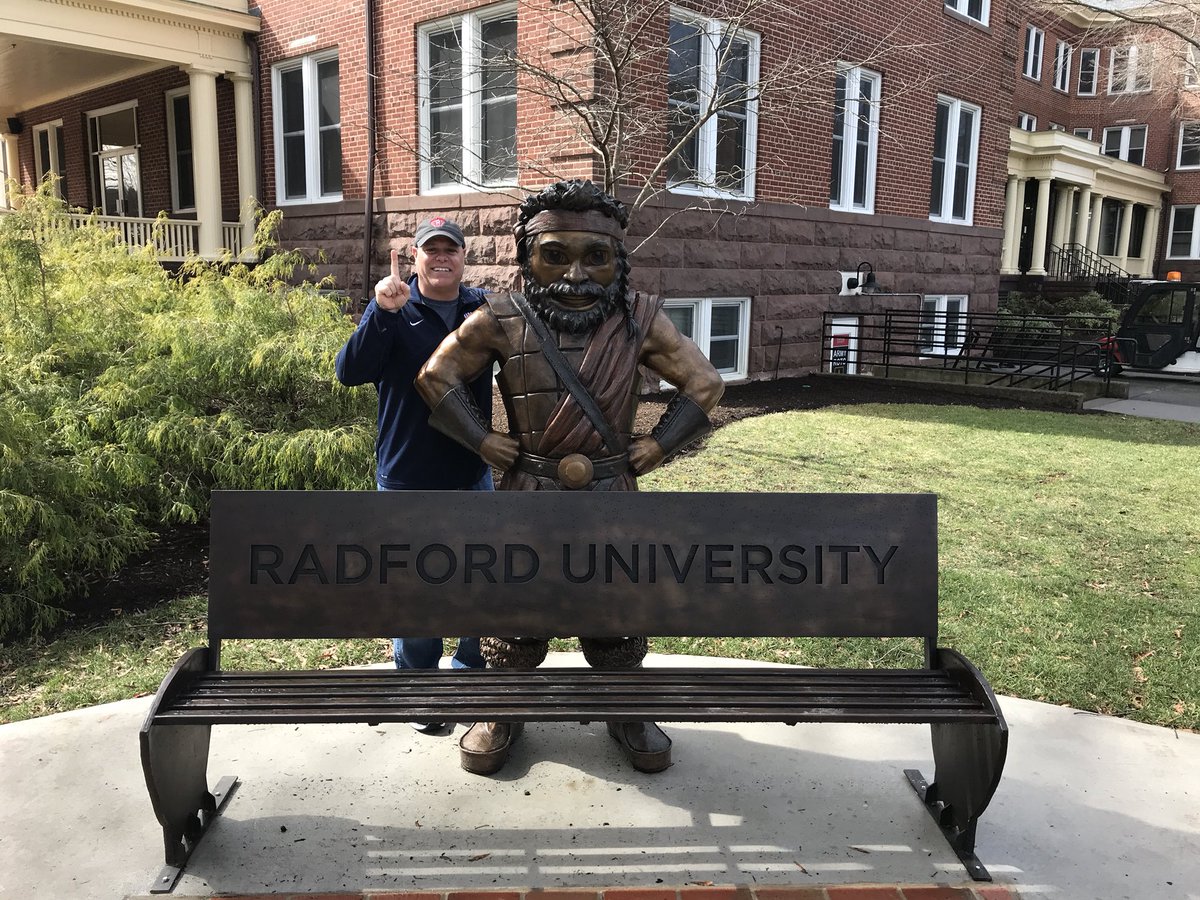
[0,208,246,261]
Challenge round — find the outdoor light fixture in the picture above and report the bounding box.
[846,261,885,294]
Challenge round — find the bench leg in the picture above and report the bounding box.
[906,649,1009,883]
[141,720,238,892]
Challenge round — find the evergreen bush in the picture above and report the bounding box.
[0,187,376,641]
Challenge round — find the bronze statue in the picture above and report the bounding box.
[416,179,725,776]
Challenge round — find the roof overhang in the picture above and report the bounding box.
[0,0,260,122]
[1007,126,1167,206]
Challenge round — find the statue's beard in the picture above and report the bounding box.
[523,268,625,335]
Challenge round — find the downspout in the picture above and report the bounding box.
[361,0,377,301]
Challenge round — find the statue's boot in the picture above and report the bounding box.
[459,722,523,776]
[606,721,672,773]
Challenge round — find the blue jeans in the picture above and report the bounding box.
[379,469,493,670]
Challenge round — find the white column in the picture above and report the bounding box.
[1086,194,1103,253]
[1000,175,1024,274]
[188,67,223,258]
[1074,187,1093,246]
[1140,203,1162,277]
[1053,184,1074,249]
[230,73,258,258]
[1028,178,1053,276]
[1116,199,1135,270]
[2,134,20,209]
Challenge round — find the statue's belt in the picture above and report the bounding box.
[514,451,629,489]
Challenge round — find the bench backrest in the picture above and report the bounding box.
[208,491,938,650]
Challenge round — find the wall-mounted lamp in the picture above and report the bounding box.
[845,261,885,294]
[5,117,22,135]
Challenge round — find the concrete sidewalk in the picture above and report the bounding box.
[1083,374,1200,422]
[2,653,1198,900]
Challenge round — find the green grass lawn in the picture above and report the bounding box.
[2,402,1197,730]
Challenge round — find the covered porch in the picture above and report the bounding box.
[0,0,261,260]
[1001,128,1167,284]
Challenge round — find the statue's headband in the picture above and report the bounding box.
[520,209,626,243]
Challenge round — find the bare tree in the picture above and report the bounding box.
[373,0,977,240]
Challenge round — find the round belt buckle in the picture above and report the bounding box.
[557,453,594,489]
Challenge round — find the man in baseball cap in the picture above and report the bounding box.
[414,215,466,248]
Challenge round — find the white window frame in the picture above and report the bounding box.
[1023,25,1044,81]
[164,88,194,213]
[1053,40,1073,92]
[829,64,881,214]
[930,95,981,226]
[943,0,989,26]
[666,8,761,201]
[32,119,66,199]
[1167,205,1199,258]
[417,2,518,194]
[272,49,342,206]
[1102,124,1147,165]
[1073,127,1093,140]
[919,295,969,356]
[1109,45,1152,94]
[1177,122,1200,170]
[662,297,751,381]
[1078,48,1099,95]
[1018,112,1037,131]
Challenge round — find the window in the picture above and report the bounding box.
[1049,122,1066,132]
[667,11,760,198]
[87,102,140,217]
[662,298,750,379]
[930,96,981,225]
[1073,127,1093,140]
[1053,40,1073,92]
[1128,205,1147,258]
[1109,46,1152,93]
[919,295,968,355]
[1078,48,1099,94]
[33,120,67,200]
[1023,25,1044,80]
[1178,123,1200,169]
[1132,290,1188,324]
[1098,198,1122,256]
[1168,206,1198,257]
[1186,45,1199,88]
[829,64,880,213]
[1018,112,1037,131]
[273,50,341,204]
[944,0,989,26]
[1102,125,1147,165]
[165,89,194,212]
[419,5,516,192]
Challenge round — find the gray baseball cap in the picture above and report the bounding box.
[414,215,466,248]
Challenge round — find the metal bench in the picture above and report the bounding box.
[140,490,1008,891]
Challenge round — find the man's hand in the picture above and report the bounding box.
[628,436,665,475]
[373,248,411,311]
[479,432,520,470]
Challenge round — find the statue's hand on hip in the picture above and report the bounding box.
[480,432,520,470]
[628,436,665,476]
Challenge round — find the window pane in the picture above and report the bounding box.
[930,102,949,216]
[708,337,737,371]
[1103,130,1121,157]
[284,133,307,198]
[55,127,68,198]
[667,107,699,183]
[1079,50,1096,92]
[172,96,192,149]
[1100,199,1121,255]
[481,99,516,182]
[98,107,136,150]
[429,107,464,186]
[481,16,517,99]
[281,67,305,133]
[318,59,340,127]
[1128,127,1146,165]
[37,130,51,179]
[668,21,701,102]
[428,28,464,104]
[830,71,846,205]
[177,150,195,209]
[665,305,695,338]
[710,304,741,337]
[715,112,746,191]
[717,36,749,103]
[319,128,342,194]
[952,108,974,220]
[1181,125,1200,166]
[1129,205,1147,257]
[1169,207,1195,256]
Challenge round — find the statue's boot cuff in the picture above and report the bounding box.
[606,721,672,773]
[459,722,523,776]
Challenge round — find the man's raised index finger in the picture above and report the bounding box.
[390,247,401,280]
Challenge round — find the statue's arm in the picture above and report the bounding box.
[416,307,521,470]
[630,310,726,475]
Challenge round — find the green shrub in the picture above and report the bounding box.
[0,188,376,641]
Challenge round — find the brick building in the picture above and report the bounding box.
[2,0,1197,381]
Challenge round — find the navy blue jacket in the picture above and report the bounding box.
[335,279,492,489]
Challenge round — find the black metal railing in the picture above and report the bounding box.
[821,309,1118,393]
[1047,242,1131,283]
